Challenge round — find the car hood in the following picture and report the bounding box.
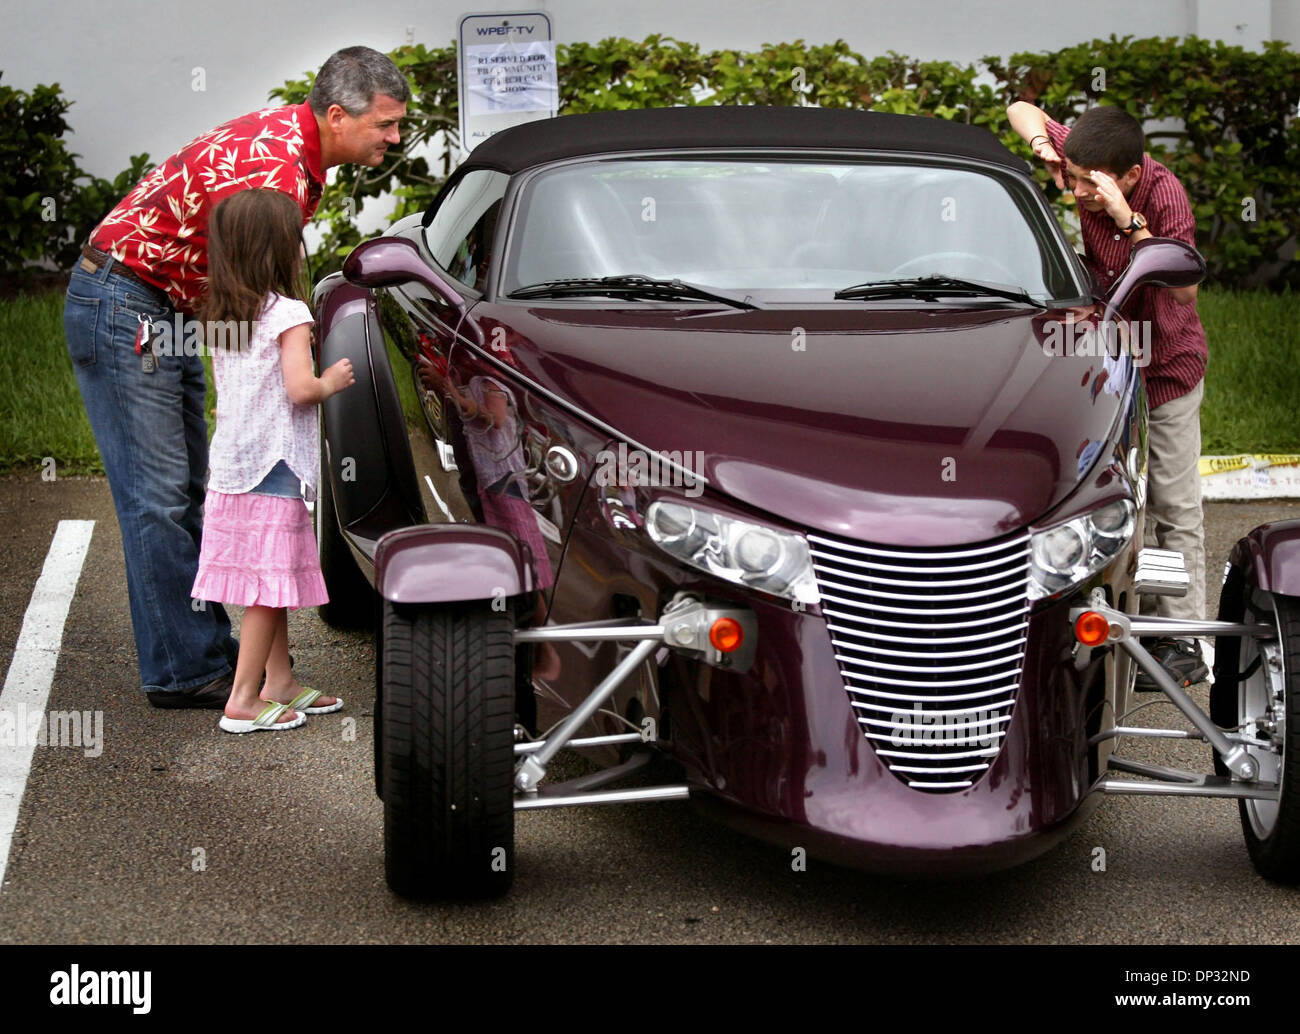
[472,303,1132,545]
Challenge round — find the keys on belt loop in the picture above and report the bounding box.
[135,313,158,374]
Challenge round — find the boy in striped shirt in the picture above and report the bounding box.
[1007,102,1210,689]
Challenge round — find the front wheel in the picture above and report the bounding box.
[1213,585,1300,882]
[380,600,516,898]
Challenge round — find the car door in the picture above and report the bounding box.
[372,171,510,529]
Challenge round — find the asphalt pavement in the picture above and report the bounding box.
[2,471,1299,944]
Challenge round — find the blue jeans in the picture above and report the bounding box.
[250,459,302,498]
[64,256,238,693]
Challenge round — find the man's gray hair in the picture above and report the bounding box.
[308,46,410,117]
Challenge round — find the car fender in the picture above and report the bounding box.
[313,272,423,550]
[1225,519,1300,598]
[374,524,538,604]
[1213,519,1300,728]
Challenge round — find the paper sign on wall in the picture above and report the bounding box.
[458,12,557,153]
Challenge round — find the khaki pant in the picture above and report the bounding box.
[1141,380,1207,622]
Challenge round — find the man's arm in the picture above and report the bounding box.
[1007,101,1050,144]
[1006,101,1065,189]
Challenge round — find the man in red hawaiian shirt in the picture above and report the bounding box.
[65,47,408,707]
[1007,101,1210,690]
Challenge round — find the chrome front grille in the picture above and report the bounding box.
[807,532,1032,792]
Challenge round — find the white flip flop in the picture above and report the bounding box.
[286,687,344,715]
[219,701,306,734]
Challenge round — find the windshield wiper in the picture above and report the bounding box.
[834,275,1042,306]
[508,274,760,310]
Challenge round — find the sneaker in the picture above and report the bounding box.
[1133,637,1209,692]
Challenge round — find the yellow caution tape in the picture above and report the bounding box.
[1200,454,1300,477]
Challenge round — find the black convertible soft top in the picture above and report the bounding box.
[461,105,1025,174]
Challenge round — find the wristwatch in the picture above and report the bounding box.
[1121,212,1147,237]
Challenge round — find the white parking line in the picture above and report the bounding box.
[0,519,94,887]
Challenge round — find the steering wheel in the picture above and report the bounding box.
[887,251,1019,284]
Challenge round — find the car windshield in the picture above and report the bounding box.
[503,158,1081,303]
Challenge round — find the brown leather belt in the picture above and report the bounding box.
[79,244,175,308]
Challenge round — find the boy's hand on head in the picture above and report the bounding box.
[321,357,355,396]
[1090,170,1132,227]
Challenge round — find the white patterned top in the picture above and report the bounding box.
[207,293,318,500]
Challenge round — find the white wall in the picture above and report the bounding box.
[1,0,1295,180]
[1195,0,1274,48]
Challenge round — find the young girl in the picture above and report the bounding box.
[192,188,355,733]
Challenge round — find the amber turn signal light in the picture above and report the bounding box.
[1073,611,1111,646]
[709,617,744,653]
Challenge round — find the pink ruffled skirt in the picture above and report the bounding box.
[192,491,328,609]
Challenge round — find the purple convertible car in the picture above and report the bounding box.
[312,106,1300,897]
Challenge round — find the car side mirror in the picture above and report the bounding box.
[1102,237,1206,325]
[343,236,484,347]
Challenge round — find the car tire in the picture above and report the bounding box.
[1212,583,1300,882]
[315,454,376,629]
[380,600,516,898]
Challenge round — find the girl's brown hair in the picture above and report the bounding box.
[202,188,306,337]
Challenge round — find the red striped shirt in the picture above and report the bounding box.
[1045,117,1207,409]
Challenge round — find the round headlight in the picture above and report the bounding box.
[643,500,821,605]
[1091,499,1133,541]
[1029,497,1138,602]
[736,528,782,574]
[1033,523,1087,574]
[648,501,696,544]
[647,500,718,556]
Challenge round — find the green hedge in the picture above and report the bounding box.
[0,72,151,284]
[266,34,1298,286]
[6,35,1297,288]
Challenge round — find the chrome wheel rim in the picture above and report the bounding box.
[1241,592,1285,839]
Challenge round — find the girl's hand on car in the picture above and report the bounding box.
[321,357,355,396]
